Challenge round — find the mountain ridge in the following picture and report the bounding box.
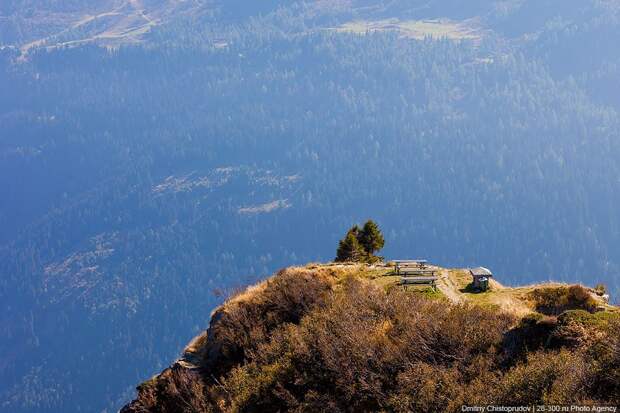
[121,262,620,412]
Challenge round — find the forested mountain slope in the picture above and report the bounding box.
[1,1,620,412]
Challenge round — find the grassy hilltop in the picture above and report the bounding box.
[122,262,620,412]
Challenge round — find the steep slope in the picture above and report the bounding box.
[121,263,620,412]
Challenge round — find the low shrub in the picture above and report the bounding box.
[491,350,589,405]
[586,320,620,404]
[529,285,598,315]
[594,283,608,295]
[502,313,558,362]
[124,367,211,413]
[203,268,333,375]
[216,277,514,411]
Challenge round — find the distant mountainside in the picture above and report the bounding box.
[2,1,620,412]
[121,263,620,412]
[0,0,209,50]
[3,0,616,52]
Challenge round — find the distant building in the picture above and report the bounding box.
[470,267,493,291]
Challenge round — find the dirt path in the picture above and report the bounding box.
[435,268,464,304]
[433,267,534,316]
[491,291,532,317]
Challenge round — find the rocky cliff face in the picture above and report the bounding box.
[121,264,620,412]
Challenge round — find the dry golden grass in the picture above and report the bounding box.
[444,269,560,317]
[209,263,386,325]
[372,274,401,290]
[303,262,393,283]
[440,268,618,317]
[220,280,269,310]
[183,331,209,358]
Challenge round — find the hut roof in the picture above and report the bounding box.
[470,267,493,277]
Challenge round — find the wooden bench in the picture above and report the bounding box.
[399,275,438,290]
[399,268,436,276]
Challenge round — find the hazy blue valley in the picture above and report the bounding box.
[1,1,620,411]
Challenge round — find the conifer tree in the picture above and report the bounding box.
[359,220,385,256]
[348,224,361,240]
[335,227,365,262]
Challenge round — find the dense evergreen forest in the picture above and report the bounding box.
[1,1,620,411]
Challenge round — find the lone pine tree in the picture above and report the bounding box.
[360,220,385,256]
[335,220,385,262]
[335,227,365,262]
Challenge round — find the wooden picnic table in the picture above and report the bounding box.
[393,259,429,274]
